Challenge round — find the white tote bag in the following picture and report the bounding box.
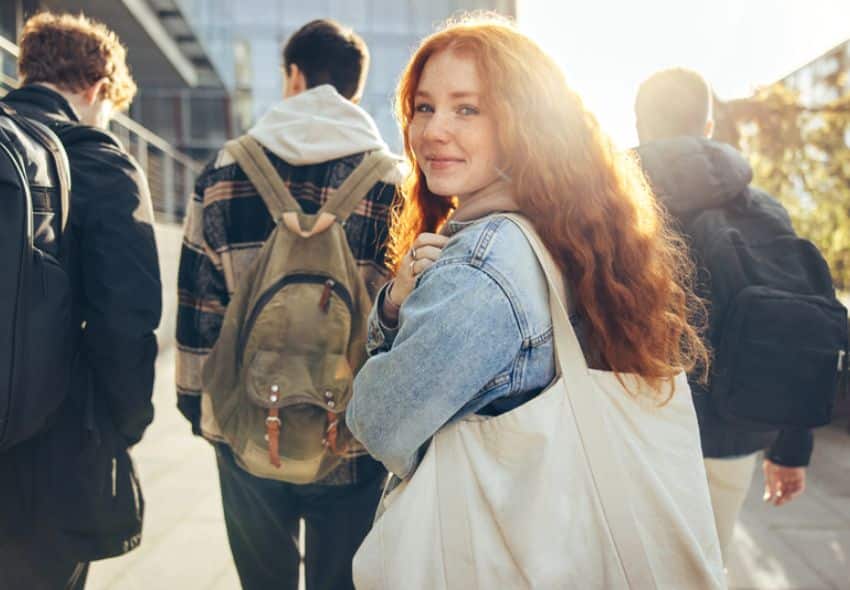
[353,215,726,590]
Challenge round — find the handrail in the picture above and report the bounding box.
[0,35,18,59]
[0,34,196,169]
[0,33,199,221]
[112,111,197,169]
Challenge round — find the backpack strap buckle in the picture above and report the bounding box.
[325,410,348,456]
[265,408,282,467]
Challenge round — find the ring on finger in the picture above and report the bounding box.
[410,259,416,273]
[411,247,417,260]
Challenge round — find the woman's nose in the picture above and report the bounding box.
[421,112,452,142]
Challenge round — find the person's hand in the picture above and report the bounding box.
[763,459,806,506]
[388,233,449,307]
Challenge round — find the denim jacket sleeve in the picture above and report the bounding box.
[347,261,522,478]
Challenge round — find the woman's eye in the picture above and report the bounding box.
[414,103,434,114]
[458,105,479,116]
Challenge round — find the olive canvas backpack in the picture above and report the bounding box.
[202,135,398,483]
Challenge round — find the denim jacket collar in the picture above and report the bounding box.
[443,210,517,237]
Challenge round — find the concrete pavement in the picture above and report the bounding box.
[86,222,850,589]
[87,223,240,590]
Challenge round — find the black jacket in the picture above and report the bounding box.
[0,85,162,560]
[636,136,813,467]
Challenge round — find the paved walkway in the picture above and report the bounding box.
[86,222,850,589]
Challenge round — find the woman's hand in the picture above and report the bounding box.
[382,233,449,324]
[391,233,449,304]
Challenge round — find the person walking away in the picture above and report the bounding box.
[634,68,847,564]
[176,19,403,590]
[0,12,162,590]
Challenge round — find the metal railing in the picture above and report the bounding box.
[0,34,200,222]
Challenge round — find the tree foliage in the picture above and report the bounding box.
[714,82,850,289]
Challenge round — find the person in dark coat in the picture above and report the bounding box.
[0,12,161,589]
[634,67,811,564]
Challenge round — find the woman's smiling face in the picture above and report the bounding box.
[409,49,503,199]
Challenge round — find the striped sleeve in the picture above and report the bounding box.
[175,168,229,431]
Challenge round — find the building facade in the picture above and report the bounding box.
[175,0,517,153]
[0,0,231,162]
[2,0,517,166]
[0,0,213,219]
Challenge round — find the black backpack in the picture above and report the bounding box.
[685,188,849,431]
[0,102,75,451]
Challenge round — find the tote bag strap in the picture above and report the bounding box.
[502,214,657,590]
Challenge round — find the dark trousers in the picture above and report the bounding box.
[0,535,88,590]
[215,443,384,590]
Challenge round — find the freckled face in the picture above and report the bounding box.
[409,50,503,199]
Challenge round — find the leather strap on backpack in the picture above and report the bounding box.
[325,410,343,455]
[266,407,282,468]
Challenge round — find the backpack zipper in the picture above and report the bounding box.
[238,273,353,362]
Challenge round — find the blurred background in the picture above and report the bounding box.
[1,1,849,589]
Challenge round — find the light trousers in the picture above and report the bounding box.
[704,453,759,564]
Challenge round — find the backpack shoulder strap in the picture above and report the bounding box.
[318,150,400,223]
[0,103,71,234]
[224,135,302,221]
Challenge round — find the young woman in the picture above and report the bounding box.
[346,14,723,589]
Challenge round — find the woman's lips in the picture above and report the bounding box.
[428,158,463,170]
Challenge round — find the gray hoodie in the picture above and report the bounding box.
[248,84,392,167]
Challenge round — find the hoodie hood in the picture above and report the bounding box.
[635,137,753,216]
[248,85,389,166]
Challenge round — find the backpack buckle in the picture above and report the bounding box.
[319,280,335,313]
[325,411,347,456]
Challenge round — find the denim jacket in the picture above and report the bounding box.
[347,215,563,478]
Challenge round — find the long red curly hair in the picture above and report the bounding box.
[390,14,707,396]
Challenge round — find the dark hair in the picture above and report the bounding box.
[635,68,711,143]
[282,19,369,100]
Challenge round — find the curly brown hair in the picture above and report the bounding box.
[392,14,709,398]
[18,12,137,111]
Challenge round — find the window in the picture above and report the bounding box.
[372,0,409,34]
[284,1,331,25]
[327,0,369,29]
[251,38,282,95]
[0,0,17,42]
[234,0,279,25]
[190,94,231,143]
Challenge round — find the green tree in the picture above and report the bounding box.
[714,83,850,289]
